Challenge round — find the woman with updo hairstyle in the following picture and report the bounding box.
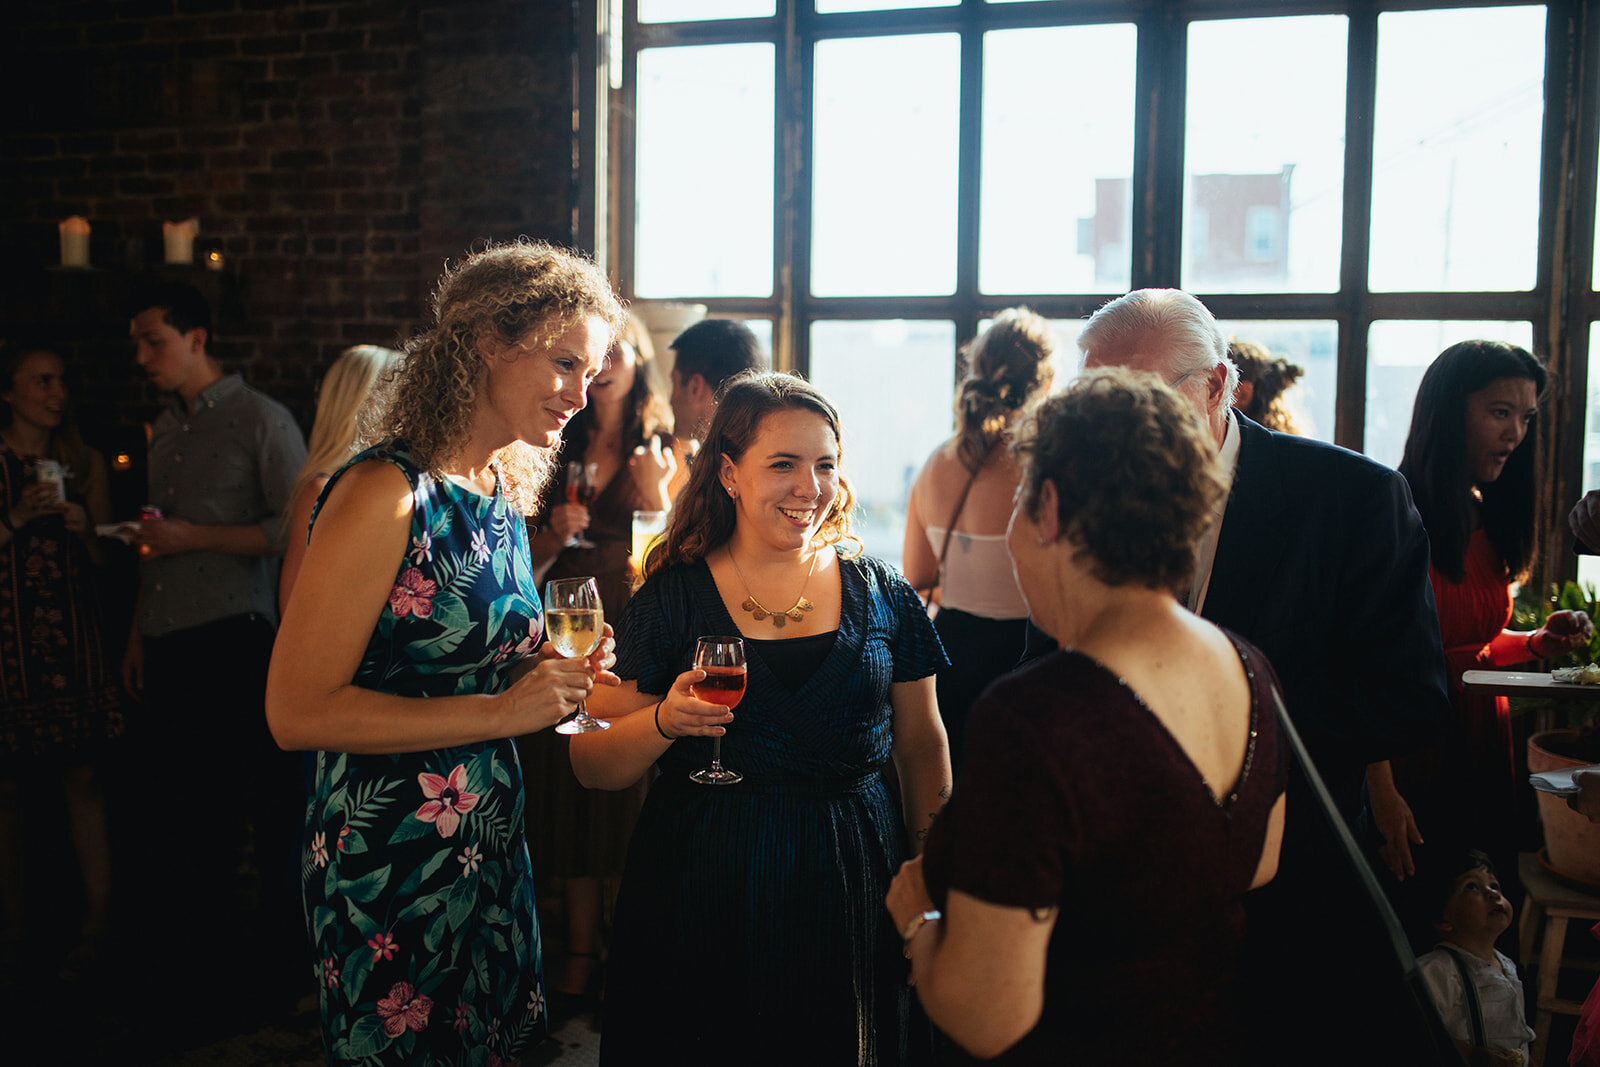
[266,240,625,1066]
[902,307,1054,773]
[888,368,1288,1064]
[1228,338,1307,435]
[573,371,951,1065]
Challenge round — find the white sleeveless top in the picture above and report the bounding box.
[925,526,1029,619]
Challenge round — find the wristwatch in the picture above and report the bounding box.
[900,909,942,943]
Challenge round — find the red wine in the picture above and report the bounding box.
[567,483,598,507]
[692,666,747,709]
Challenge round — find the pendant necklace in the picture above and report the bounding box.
[730,548,817,629]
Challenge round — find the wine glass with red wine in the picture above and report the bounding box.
[564,461,599,548]
[689,636,745,785]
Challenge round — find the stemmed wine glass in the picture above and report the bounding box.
[564,461,599,548]
[689,636,746,785]
[544,577,610,734]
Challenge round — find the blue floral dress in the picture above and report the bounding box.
[301,446,546,1067]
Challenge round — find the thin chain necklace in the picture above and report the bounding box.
[729,547,817,628]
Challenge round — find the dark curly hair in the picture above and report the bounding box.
[1228,338,1305,434]
[955,307,1055,472]
[383,240,625,513]
[1012,368,1224,590]
[642,371,858,578]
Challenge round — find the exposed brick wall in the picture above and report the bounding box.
[0,0,577,463]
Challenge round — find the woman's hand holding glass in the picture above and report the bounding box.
[501,649,597,734]
[653,666,738,740]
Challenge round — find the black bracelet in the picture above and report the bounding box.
[654,698,673,741]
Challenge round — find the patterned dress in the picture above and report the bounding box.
[602,552,947,1065]
[301,446,547,1067]
[0,442,122,764]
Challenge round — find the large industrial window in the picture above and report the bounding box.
[596,0,1593,579]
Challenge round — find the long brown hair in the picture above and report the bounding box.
[0,340,97,500]
[642,371,858,578]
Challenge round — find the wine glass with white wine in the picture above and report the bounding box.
[543,577,610,734]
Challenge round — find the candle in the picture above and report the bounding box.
[163,217,199,265]
[59,216,90,267]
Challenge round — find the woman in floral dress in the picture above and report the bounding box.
[266,241,624,1066]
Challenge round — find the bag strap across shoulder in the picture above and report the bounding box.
[1437,944,1488,1048]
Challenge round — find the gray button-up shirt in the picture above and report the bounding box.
[139,374,307,637]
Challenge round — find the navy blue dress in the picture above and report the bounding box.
[601,552,947,1066]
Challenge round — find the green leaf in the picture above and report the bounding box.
[430,590,472,634]
[395,889,443,925]
[343,1014,391,1060]
[344,895,381,940]
[312,905,338,943]
[342,943,374,1004]
[393,846,454,901]
[423,908,449,953]
[492,758,511,788]
[492,542,510,585]
[339,829,368,856]
[447,869,477,930]
[410,626,470,660]
[336,867,391,903]
[388,815,438,847]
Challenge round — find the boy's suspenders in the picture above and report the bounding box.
[1438,944,1489,1049]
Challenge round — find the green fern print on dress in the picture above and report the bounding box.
[302,446,547,1066]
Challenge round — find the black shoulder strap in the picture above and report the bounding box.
[1438,944,1488,1048]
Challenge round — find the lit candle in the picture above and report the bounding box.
[59,216,90,267]
[163,217,199,265]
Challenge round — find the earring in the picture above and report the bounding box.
[727,487,737,499]
[1036,534,1048,547]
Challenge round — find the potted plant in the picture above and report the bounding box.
[1524,581,1600,884]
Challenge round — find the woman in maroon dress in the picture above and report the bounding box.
[1367,341,1591,886]
[887,369,1287,1064]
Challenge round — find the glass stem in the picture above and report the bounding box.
[710,736,723,767]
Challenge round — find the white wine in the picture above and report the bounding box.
[546,607,604,659]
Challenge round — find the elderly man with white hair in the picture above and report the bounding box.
[1077,288,1453,1063]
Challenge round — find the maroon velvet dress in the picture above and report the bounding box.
[921,634,1286,1065]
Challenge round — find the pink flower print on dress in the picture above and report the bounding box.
[375,981,433,1037]
[310,831,328,868]
[409,528,433,564]
[323,956,340,988]
[389,567,439,619]
[457,844,482,874]
[527,983,544,1020]
[367,931,398,963]
[453,1000,471,1035]
[470,528,490,563]
[415,764,480,837]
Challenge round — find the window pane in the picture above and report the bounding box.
[812,35,960,297]
[1364,319,1535,468]
[1370,7,1545,293]
[1213,320,1338,442]
[1185,17,1346,294]
[1580,322,1600,591]
[980,24,1137,295]
[638,0,774,22]
[635,45,775,298]
[808,320,956,569]
[818,0,955,10]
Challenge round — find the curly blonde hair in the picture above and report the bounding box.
[382,240,625,512]
[1012,368,1224,591]
[643,372,859,578]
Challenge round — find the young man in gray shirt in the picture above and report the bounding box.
[123,281,308,1013]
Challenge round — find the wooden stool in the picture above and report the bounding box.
[1519,853,1600,1066]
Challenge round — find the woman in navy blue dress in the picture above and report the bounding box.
[573,372,952,1065]
[266,242,624,1066]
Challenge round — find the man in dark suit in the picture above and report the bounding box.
[1079,289,1454,1061]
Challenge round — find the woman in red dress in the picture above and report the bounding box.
[1368,341,1591,890]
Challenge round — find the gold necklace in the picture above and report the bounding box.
[729,548,817,628]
